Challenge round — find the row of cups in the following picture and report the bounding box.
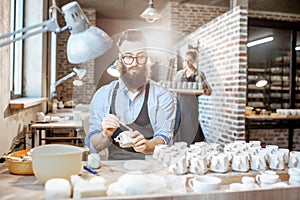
[159,80,204,90]
[229,171,286,191]
[186,168,300,193]
[276,109,300,116]
[152,141,300,175]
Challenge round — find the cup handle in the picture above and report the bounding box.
[255,175,261,184]
[215,159,220,169]
[292,157,298,167]
[188,179,194,191]
[237,159,241,169]
[275,158,279,168]
[256,159,261,170]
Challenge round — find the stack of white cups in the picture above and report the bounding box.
[288,168,300,185]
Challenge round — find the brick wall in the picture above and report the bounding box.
[162,1,300,150]
[174,7,248,146]
[161,1,229,34]
[56,8,96,105]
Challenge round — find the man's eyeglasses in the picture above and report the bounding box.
[121,54,147,65]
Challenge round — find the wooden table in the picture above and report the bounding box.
[245,114,300,151]
[1,160,300,200]
[29,109,86,147]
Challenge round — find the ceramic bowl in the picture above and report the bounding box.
[31,144,84,183]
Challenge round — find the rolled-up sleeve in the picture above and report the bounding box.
[148,81,177,144]
[85,82,115,151]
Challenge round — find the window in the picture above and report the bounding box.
[247,18,300,110]
[10,0,24,98]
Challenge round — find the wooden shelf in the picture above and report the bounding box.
[248,68,266,73]
[9,97,47,109]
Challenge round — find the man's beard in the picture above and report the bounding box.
[120,65,147,91]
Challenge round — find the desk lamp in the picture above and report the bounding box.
[0,1,112,64]
[50,67,87,100]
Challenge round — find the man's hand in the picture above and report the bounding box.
[131,131,147,153]
[102,114,120,138]
[131,131,164,154]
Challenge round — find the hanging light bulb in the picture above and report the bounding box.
[140,0,162,23]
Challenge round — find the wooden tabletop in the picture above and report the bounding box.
[1,159,300,200]
[31,120,83,129]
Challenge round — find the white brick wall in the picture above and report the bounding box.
[175,7,248,147]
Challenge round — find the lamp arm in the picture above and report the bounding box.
[53,71,76,87]
[0,17,70,47]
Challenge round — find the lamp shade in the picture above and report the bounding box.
[140,5,162,23]
[62,2,112,64]
[107,60,120,77]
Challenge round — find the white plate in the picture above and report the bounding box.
[123,160,152,172]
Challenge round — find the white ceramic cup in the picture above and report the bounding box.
[87,153,101,169]
[231,153,250,172]
[268,152,285,170]
[192,82,198,90]
[242,176,255,189]
[157,146,168,163]
[210,153,229,173]
[188,176,221,193]
[209,143,221,152]
[249,140,261,147]
[168,156,188,175]
[189,155,208,174]
[73,111,82,121]
[174,141,188,149]
[114,131,134,148]
[288,168,300,182]
[289,151,300,168]
[256,174,279,185]
[194,141,209,148]
[186,149,201,166]
[277,148,289,163]
[288,168,300,176]
[250,153,267,171]
[163,150,178,167]
[266,145,279,153]
[290,175,300,182]
[198,82,203,90]
[152,144,167,160]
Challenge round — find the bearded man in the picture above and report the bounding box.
[85,29,178,160]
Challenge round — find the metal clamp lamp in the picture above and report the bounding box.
[50,67,87,100]
[0,1,112,64]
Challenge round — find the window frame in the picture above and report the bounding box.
[10,0,24,99]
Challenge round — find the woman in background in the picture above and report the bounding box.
[173,49,211,144]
